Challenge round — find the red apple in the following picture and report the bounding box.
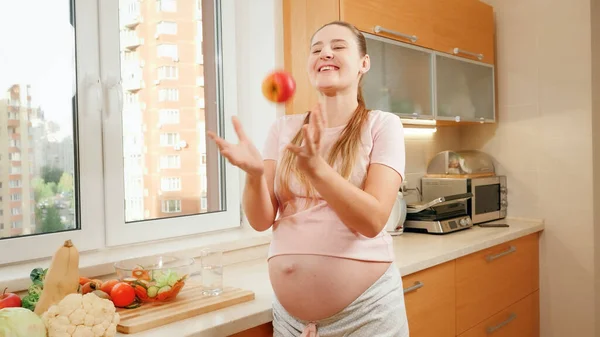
[0,287,21,309]
[262,70,296,103]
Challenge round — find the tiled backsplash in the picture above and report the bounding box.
[403,126,461,203]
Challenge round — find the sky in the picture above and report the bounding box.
[0,0,76,141]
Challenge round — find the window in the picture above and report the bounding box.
[157,0,176,12]
[160,133,179,146]
[161,200,181,213]
[157,21,177,35]
[160,155,180,169]
[157,44,178,60]
[159,109,179,124]
[9,180,22,188]
[157,66,178,80]
[1,0,240,264]
[161,177,181,191]
[158,88,179,102]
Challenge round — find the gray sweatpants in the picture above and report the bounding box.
[272,263,410,337]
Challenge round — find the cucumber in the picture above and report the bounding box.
[124,301,142,309]
[157,285,171,294]
[147,286,159,298]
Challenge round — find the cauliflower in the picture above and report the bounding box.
[41,293,120,337]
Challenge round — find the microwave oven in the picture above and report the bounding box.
[421,176,507,224]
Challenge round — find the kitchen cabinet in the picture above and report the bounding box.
[403,260,455,337]
[362,34,434,119]
[458,291,539,337]
[433,0,495,65]
[455,233,539,335]
[340,0,435,50]
[282,0,339,116]
[435,53,495,123]
[282,0,497,123]
[403,233,539,337]
[228,323,273,337]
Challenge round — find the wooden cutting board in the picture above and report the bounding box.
[116,283,255,334]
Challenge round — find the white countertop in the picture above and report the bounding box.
[117,217,544,337]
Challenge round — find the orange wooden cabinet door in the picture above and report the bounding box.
[282,0,340,115]
[458,291,540,337]
[229,323,274,337]
[340,0,435,49]
[403,260,455,337]
[432,0,495,64]
[455,233,539,335]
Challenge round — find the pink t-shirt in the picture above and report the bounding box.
[262,110,406,262]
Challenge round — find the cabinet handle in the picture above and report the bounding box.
[486,313,517,334]
[403,281,424,294]
[485,245,517,262]
[374,25,418,43]
[453,47,484,61]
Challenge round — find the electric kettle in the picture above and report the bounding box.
[384,191,407,235]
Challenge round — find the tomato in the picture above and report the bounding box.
[133,285,148,301]
[100,279,120,295]
[110,282,136,307]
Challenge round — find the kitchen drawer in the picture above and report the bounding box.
[458,291,540,337]
[340,0,435,50]
[403,260,455,337]
[455,233,539,334]
[229,323,273,337]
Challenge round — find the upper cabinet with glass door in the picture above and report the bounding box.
[362,34,434,120]
[283,0,497,123]
[435,53,495,123]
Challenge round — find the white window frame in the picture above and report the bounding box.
[161,199,181,213]
[160,154,181,169]
[157,21,178,35]
[157,66,179,80]
[157,0,177,13]
[157,44,178,60]
[0,0,282,269]
[0,0,104,265]
[159,109,180,124]
[160,177,181,191]
[160,132,179,146]
[101,0,240,246]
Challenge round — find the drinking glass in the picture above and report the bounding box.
[200,248,223,296]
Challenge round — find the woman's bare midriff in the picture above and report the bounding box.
[269,254,391,321]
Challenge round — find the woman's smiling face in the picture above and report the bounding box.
[307,24,370,94]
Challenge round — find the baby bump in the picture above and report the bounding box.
[268,254,391,322]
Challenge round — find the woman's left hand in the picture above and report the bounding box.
[286,104,327,176]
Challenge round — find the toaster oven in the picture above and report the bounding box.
[421,176,507,224]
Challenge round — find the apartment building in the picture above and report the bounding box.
[0,85,38,237]
[119,0,208,222]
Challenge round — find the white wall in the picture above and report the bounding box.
[233,0,285,224]
[463,0,596,336]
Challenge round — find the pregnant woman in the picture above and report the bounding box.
[209,21,409,337]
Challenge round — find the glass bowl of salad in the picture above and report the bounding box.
[114,255,194,303]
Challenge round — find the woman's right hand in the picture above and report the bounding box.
[207,116,265,177]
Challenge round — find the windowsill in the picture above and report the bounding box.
[1,222,272,294]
